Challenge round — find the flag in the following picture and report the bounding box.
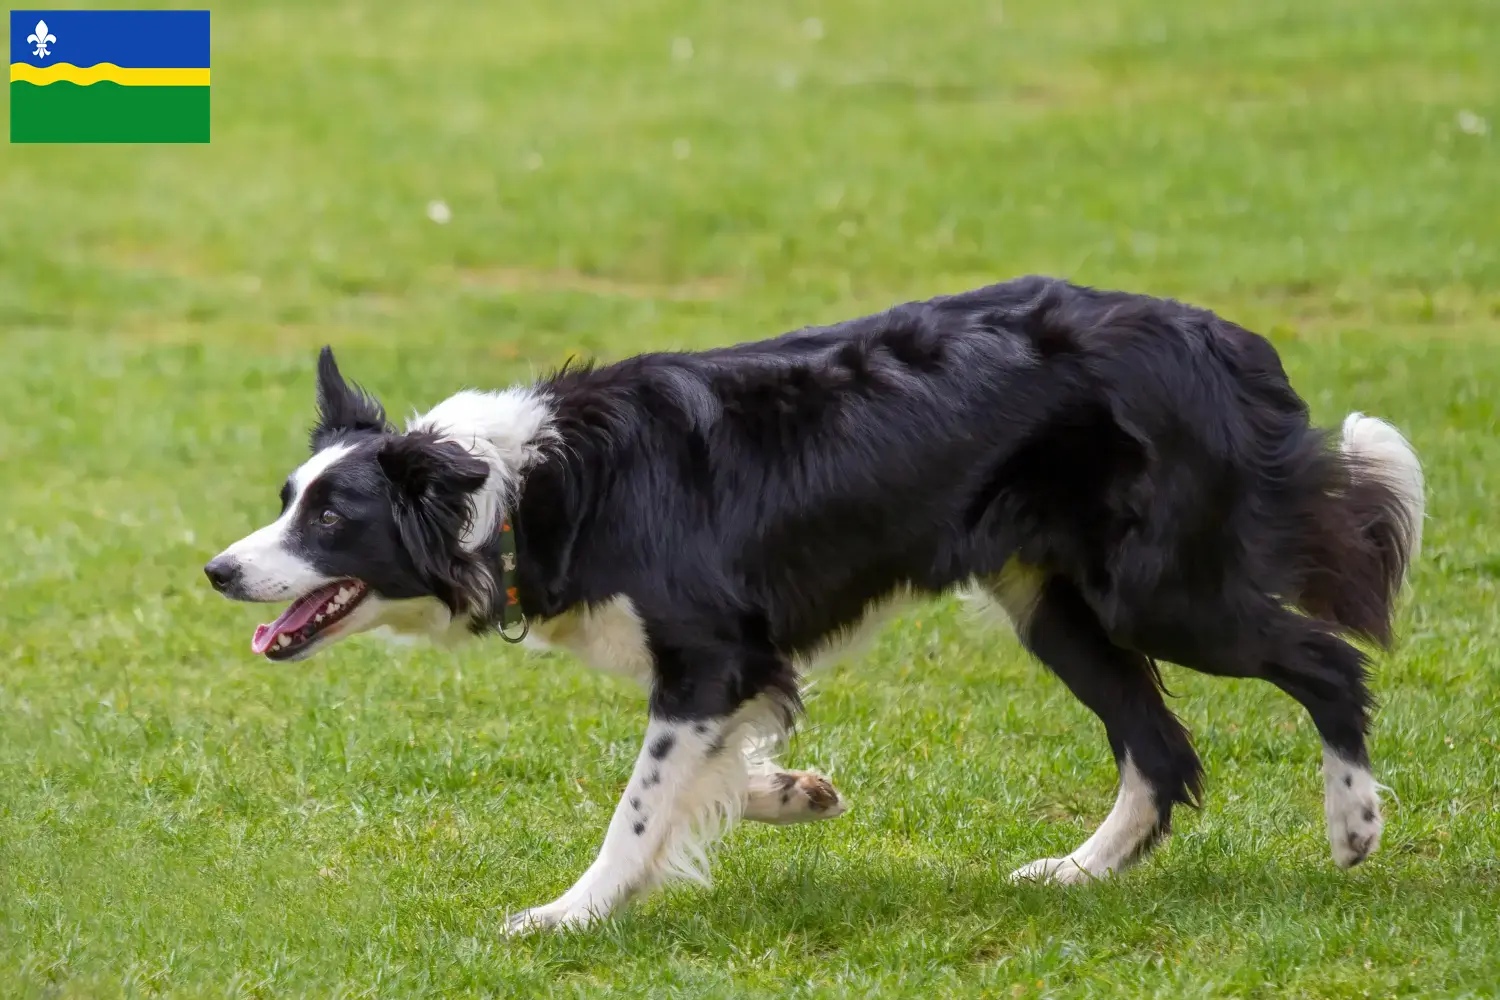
[10,9,209,143]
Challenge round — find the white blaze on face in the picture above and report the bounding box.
[213,444,354,601]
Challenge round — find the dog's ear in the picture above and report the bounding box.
[379,433,490,500]
[312,346,390,451]
[378,434,492,611]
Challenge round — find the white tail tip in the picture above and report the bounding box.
[1341,413,1425,561]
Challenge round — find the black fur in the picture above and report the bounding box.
[312,346,390,450]
[377,432,493,614]
[648,733,676,759]
[243,277,1418,866]
[1015,575,1204,819]
[500,276,1415,847]
[267,447,425,601]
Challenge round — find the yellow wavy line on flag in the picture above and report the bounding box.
[10,63,210,86]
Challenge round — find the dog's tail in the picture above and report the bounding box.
[1300,414,1424,648]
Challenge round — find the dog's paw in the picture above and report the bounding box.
[744,770,849,825]
[501,900,600,936]
[1009,856,1096,885]
[1326,772,1383,868]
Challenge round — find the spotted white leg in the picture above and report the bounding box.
[1323,746,1383,867]
[1011,756,1163,885]
[523,598,845,828]
[503,716,751,934]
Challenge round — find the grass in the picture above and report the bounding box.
[2,0,1498,995]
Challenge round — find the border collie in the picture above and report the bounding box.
[205,276,1423,932]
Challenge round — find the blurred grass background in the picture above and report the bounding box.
[2,1,1498,996]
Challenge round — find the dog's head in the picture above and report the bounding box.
[204,348,505,660]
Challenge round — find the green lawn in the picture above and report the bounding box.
[3,0,1499,995]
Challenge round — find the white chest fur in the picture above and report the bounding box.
[525,596,654,685]
[527,587,918,684]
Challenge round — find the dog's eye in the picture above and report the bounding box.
[318,509,342,527]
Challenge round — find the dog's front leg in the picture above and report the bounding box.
[743,751,847,824]
[503,715,747,934]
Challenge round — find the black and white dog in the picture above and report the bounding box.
[205,276,1423,931]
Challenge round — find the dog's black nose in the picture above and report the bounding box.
[203,556,239,593]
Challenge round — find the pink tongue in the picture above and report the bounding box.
[251,582,342,654]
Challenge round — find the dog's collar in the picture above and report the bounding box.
[496,518,529,643]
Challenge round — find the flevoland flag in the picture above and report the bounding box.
[10,9,209,142]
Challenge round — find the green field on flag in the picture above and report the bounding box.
[10,82,209,143]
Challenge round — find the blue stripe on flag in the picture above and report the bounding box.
[11,10,209,69]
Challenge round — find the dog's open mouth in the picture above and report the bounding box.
[251,580,368,660]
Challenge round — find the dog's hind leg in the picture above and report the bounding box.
[986,564,1203,884]
[1140,597,1384,869]
[1261,618,1383,868]
[1227,609,1383,868]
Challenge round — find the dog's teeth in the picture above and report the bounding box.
[275,634,291,649]
[315,613,325,622]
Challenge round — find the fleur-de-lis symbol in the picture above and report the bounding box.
[27,19,57,59]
